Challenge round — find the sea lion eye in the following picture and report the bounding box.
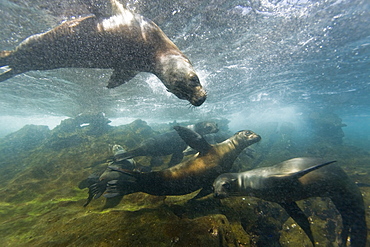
[188,75,199,86]
[222,182,231,190]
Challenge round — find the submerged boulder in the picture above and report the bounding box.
[306,111,346,144]
[0,124,50,156]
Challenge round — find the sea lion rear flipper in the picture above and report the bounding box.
[107,69,139,88]
[83,180,108,207]
[279,201,315,246]
[78,174,100,189]
[173,126,212,154]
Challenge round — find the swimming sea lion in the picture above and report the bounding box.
[114,121,219,167]
[104,126,261,199]
[213,157,367,247]
[78,144,138,207]
[0,0,206,106]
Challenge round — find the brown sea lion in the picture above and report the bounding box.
[0,0,206,106]
[114,121,219,167]
[213,157,367,247]
[93,126,261,202]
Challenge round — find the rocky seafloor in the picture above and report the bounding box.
[0,113,369,246]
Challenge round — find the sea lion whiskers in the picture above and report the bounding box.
[187,102,196,110]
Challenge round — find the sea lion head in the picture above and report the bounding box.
[156,54,207,106]
[231,130,261,149]
[193,121,219,135]
[213,173,239,199]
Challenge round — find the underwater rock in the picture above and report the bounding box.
[52,112,112,135]
[0,124,50,149]
[15,206,246,247]
[306,111,346,144]
[43,112,113,151]
[0,124,50,157]
[44,133,88,151]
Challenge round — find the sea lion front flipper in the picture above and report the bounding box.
[272,160,337,179]
[190,188,212,200]
[108,166,140,179]
[0,66,16,83]
[279,201,315,246]
[173,126,212,154]
[107,69,139,88]
[84,0,126,18]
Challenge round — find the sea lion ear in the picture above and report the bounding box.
[173,126,212,154]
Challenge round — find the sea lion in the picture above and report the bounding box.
[114,121,219,167]
[92,126,260,201]
[0,0,206,106]
[78,144,139,207]
[213,157,367,247]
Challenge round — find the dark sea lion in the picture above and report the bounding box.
[114,121,219,167]
[0,0,206,106]
[104,126,261,200]
[78,144,139,207]
[213,157,367,247]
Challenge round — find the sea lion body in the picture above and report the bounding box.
[0,0,206,106]
[114,121,219,167]
[213,157,367,247]
[109,126,261,197]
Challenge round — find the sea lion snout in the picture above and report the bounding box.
[168,75,207,106]
[213,174,237,199]
[186,74,207,106]
[237,130,261,144]
[213,192,227,199]
[189,85,207,106]
[157,54,207,106]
